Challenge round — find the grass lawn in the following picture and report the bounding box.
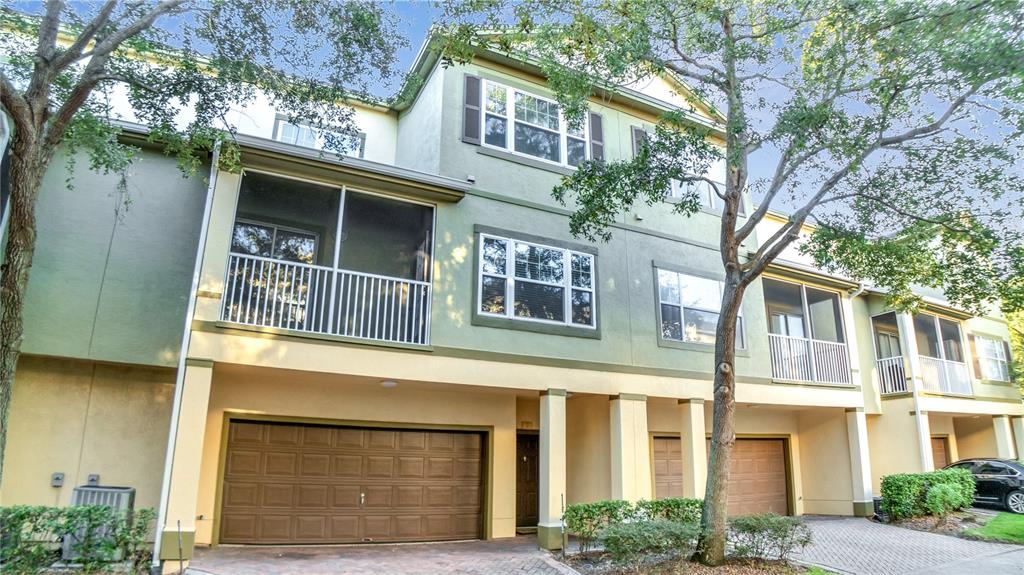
[962,512,1024,544]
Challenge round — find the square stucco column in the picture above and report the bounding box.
[1012,417,1024,460]
[609,394,652,502]
[538,389,566,550]
[159,360,214,565]
[993,415,1017,459]
[678,399,707,499]
[845,408,874,516]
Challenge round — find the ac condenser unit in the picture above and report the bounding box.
[61,485,136,561]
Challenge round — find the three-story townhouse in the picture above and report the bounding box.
[0,35,1020,572]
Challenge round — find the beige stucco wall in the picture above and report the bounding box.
[866,397,925,492]
[929,414,961,463]
[565,395,612,504]
[192,365,518,545]
[0,356,174,509]
[953,415,998,459]
[797,409,854,515]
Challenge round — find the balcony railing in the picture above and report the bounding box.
[768,333,852,385]
[876,356,908,394]
[221,253,431,345]
[919,356,972,395]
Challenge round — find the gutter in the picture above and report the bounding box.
[151,142,221,574]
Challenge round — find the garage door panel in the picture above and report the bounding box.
[221,421,484,544]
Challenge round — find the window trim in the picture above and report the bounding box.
[479,78,588,169]
[231,217,320,264]
[653,263,748,353]
[272,115,367,158]
[973,333,1011,382]
[477,233,596,329]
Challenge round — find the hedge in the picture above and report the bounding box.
[602,520,699,567]
[563,498,701,552]
[0,505,155,575]
[880,468,975,520]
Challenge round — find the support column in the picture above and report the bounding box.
[993,415,1017,459]
[845,408,874,516]
[609,394,652,502]
[538,389,566,550]
[158,360,214,569]
[896,312,933,471]
[678,399,707,499]
[1011,417,1024,461]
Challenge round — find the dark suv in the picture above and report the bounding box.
[944,458,1024,514]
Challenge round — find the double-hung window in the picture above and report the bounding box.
[657,268,744,347]
[479,234,595,328]
[482,79,588,167]
[975,335,1011,382]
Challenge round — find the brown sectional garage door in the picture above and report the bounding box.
[652,437,788,515]
[220,420,484,544]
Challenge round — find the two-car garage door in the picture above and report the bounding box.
[220,421,485,544]
[652,437,789,515]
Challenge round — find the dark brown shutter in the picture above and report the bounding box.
[588,112,604,162]
[1004,340,1015,381]
[631,126,648,158]
[968,334,983,379]
[462,75,482,145]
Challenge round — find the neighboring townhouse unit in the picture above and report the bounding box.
[0,36,1020,571]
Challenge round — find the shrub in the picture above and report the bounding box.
[880,468,974,521]
[925,483,962,524]
[0,505,156,575]
[633,498,702,523]
[601,520,699,569]
[727,513,812,561]
[563,499,634,552]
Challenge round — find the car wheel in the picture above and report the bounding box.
[1006,490,1024,514]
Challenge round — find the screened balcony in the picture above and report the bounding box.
[763,278,852,385]
[872,312,908,394]
[914,313,972,395]
[220,172,434,345]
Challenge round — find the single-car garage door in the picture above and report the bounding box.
[220,420,485,544]
[652,437,788,515]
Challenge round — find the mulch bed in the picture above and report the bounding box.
[885,510,990,538]
[563,552,810,574]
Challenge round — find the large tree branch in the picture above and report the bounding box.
[24,0,64,114]
[51,0,118,73]
[83,0,187,61]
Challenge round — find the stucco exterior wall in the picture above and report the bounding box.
[565,395,612,504]
[0,356,174,509]
[797,409,854,515]
[953,415,998,459]
[866,398,925,492]
[193,366,519,545]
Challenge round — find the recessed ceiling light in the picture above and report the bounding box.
[380,380,398,388]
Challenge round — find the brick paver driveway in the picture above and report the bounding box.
[796,516,1024,574]
[186,535,577,575]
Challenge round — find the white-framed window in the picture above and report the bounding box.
[478,233,595,328]
[975,335,1011,382]
[230,218,318,265]
[657,268,744,347]
[273,117,366,158]
[481,79,588,168]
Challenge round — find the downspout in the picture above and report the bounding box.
[849,281,865,300]
[151,142,221,574]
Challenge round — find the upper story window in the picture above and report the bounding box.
[482,79,588,168]
[763,278,845,343]
[914,313,964,362]
[973,335,1011,382]
[657,268,744,348]
[668,178,745,216]
[478,233,595,328]
[273,117,366,158]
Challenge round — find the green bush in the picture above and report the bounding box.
[880,468,975,520]
[727,513,812,561]
[925,483,962,523]
[633,498,702,523]
[601,520,699,569]
[563,499,634,552]
[0,505,155,575]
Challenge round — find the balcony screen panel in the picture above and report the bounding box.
[233,172,339,267]
[763,278,804,319]
[939,318,964,362]
[914,314,941,358]
[340,191,433,282]
[806,287,844,343]
[514,282,565,322]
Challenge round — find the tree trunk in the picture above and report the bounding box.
[0,133,44,482]
[694,283,743,565]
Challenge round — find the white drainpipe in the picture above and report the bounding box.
[151,142,221,574]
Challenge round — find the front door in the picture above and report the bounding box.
[516,434,539,528]
[930,437,950,469]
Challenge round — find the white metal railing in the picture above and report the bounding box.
[876,356,908,394]
[221,253,431,345]
[919,356,972,395]
[768,333,852,385]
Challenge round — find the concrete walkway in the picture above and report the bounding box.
[796,516,1024,575]
[187,535,576,575]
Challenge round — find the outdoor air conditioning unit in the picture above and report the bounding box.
[61,485,136,561]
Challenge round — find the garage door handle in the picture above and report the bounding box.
[360,492,365,506]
